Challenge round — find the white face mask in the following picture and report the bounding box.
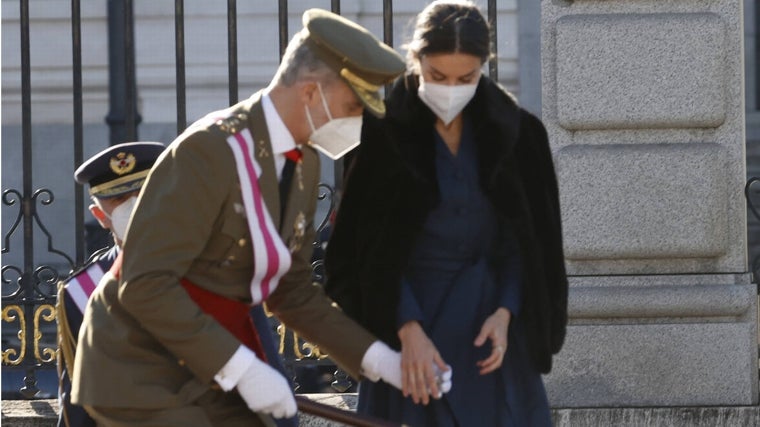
[105,196,137,242]
[417,77,478,126]
[305,83,363,160]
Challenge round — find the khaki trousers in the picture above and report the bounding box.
[84,388,276,427]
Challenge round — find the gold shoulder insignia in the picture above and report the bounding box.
[215,112,249,135]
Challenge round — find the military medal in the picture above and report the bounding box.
[289,211,306,253]
[296,159,304,191]
[257,139,270,158]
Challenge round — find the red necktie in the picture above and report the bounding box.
[283,148,302,164]
[280,148,302,222]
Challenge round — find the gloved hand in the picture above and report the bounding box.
[361,341,403,389]
[236,356,297,419]
[361,341,453,396]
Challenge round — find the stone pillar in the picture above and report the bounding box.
[541,0,757,406]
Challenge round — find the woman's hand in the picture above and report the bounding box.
[398,321,449,405]
[474,307,511,375]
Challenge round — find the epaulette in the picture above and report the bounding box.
[64,245,112,283]
[213,111,249,135]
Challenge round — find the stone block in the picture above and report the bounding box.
[546,320,757,406]
[545,276,758,407]
[556,143,729,264]
[552,407,760,427]
[555,13,726,130]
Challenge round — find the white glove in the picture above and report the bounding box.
[361,341,453,396]
[236,356,297,419]
[361,341,403,389]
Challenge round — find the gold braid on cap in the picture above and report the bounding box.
[88,170,150,196]
[340,68,380,92]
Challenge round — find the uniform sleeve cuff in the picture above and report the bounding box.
[213,345,257,391]
[360,341,385,382]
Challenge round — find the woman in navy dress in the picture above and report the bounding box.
[325,1,568,425]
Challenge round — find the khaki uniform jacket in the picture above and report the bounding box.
[71,91,376,409]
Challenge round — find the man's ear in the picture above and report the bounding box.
[89,204,110,230]
[299,80,319,106]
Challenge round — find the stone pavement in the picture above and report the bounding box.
[2,395,759,426]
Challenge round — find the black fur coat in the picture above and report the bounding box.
[324,75,568,374]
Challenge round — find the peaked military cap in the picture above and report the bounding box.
[74,142,165,198]
[302,8,406,117]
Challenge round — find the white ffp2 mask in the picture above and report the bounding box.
[305,83,363,160]
[106,196,137,242]
[418,78,478,126]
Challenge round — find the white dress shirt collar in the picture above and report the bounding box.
[261,93,297,179]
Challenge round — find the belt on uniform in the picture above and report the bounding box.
[180,278,266,361]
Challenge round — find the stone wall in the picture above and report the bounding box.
[541,0,758,406]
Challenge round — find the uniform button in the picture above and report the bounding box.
[238,238,246,247]
[178,359,186,366]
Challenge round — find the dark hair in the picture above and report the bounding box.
[405,0,491,69]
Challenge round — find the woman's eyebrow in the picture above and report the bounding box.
[428,65,478,79]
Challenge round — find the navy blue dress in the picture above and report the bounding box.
[357,118,552,426]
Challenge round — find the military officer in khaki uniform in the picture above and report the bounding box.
[68,9,443,427]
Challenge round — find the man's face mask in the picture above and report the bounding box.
[417,76,478,126]
[104,196,137,241]
[304,82,363,160]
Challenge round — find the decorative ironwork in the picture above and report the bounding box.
[315,183,336,235]
[311,183,336,285]
[747,177,760,282]
[277,325,329,360]
[331,368,353,393]
[33,304,57,364]
[3,190,24,253]
[3,186,76,396]
[2,305,25,366]
[31,190,75,270]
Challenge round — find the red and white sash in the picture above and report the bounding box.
[66,262,105,314]
[226,128,292,304]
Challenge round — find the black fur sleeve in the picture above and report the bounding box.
[323,111,385,321]
[516,110,569,355]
